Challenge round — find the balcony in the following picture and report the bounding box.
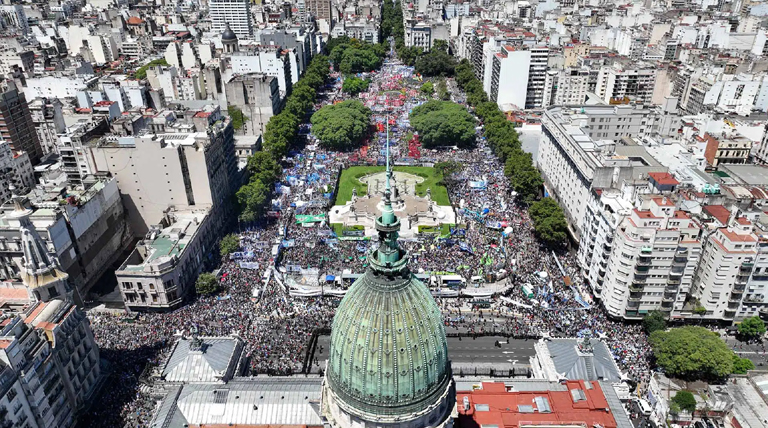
[663,293,676,302]
[667,278,681,285]
[629,292,643,300]
[673,256,687,265]
[637,257,652,267]
[629,285,644,293]
[641,246,653,254]
[636,265,651,273]
[627,300,640,309]
[632,277,647,285]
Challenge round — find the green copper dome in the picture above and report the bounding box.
[326,140,451,419]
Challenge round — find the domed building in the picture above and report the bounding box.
[221,23,238,54]
[323,152,455,427]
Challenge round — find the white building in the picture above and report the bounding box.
[599,197,703,320]
[694,219,758,321]
[543,68,591,107]
[489,46,530,110]
[230,50,293,95]
[209,0,253,41]
[538,105,658,240]
[596,62,657,105]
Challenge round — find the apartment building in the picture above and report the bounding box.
[87,107,238,236]
[596,63,657,105]
[0,140,33,202]
[28,97,66,156]
[694,219,758,321]
[230,49,293,96]
[0,176,132,300]
[543,68,591,107]
[0,83,43,165]
[490,46,530,110]
[538,105,661,240]
[601,197,703,320]
[209,0,253,41]
[0,215,103,428]
[526,46,549,109]
[225,74,281,136]
[702,132,752,168]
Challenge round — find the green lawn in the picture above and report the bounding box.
[335,166,450,206]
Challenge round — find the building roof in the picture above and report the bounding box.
[456,380,631,428]
[150,378,324,428]
[127,16,144,25]
[648,172,680,186]
[703,205,731,225]
[545,339,623,382]
[162,336,242,383]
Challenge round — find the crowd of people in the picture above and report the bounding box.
[80,57,653,428]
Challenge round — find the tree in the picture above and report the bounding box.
[410,101,476,149]
[237,179,271,223]
[649,326,735,380]
[528,198,569,246]
[397,45,423,66]
[504,150,542,204]
[436,78,450,100]
[219,234,239,257]
[415,49,457,76]
[420,81,434,96]
[196,272,219,295]
[435,160,462,178]
[464,79,488,106]
[227,105,248,131]
[342,76,371,95]
[247,151,281,185]
[732,353,755,374]
[643,310,667,334]
[310,100,371,150]
[339,48,382,74]
[263,112,298,159]
[737,316,766,340]
[671,391,697,414]
[432,39,449,52]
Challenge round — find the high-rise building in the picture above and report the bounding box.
[305,0,331,20]
[209,0,253,41]
[323,156,455,427]
[86,106,238,236]
[598,196,703,320]
[0,82,43,165]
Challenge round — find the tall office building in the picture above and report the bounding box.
[0,83,43,165]
[305,0,332,20]
[209,0,253,41]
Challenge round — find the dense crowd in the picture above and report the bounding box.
[80,58,652,428]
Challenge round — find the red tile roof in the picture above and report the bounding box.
[648,172,680,186]
[703,205,730,225]
[457,381,619,428]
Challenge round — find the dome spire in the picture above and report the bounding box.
[371,116,403,269]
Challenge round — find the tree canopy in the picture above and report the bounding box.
[330,40,385,74]
[237,179,271,223]
[649,326,735,380]
[342,76,371,95]
[671,391,697,414]
[195,272,219,295]
[310,100,371,151]
[247,151,282,185]
[528,198,569,246]
[219,234,239,257]
[410,100,475,149]
[642,310,667,334]
[504,149,543,204]
[738,316,766,340]
[415,48,457,77]
[732,353,755,374]
[434,161,463,179]
[420,81,434,96]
